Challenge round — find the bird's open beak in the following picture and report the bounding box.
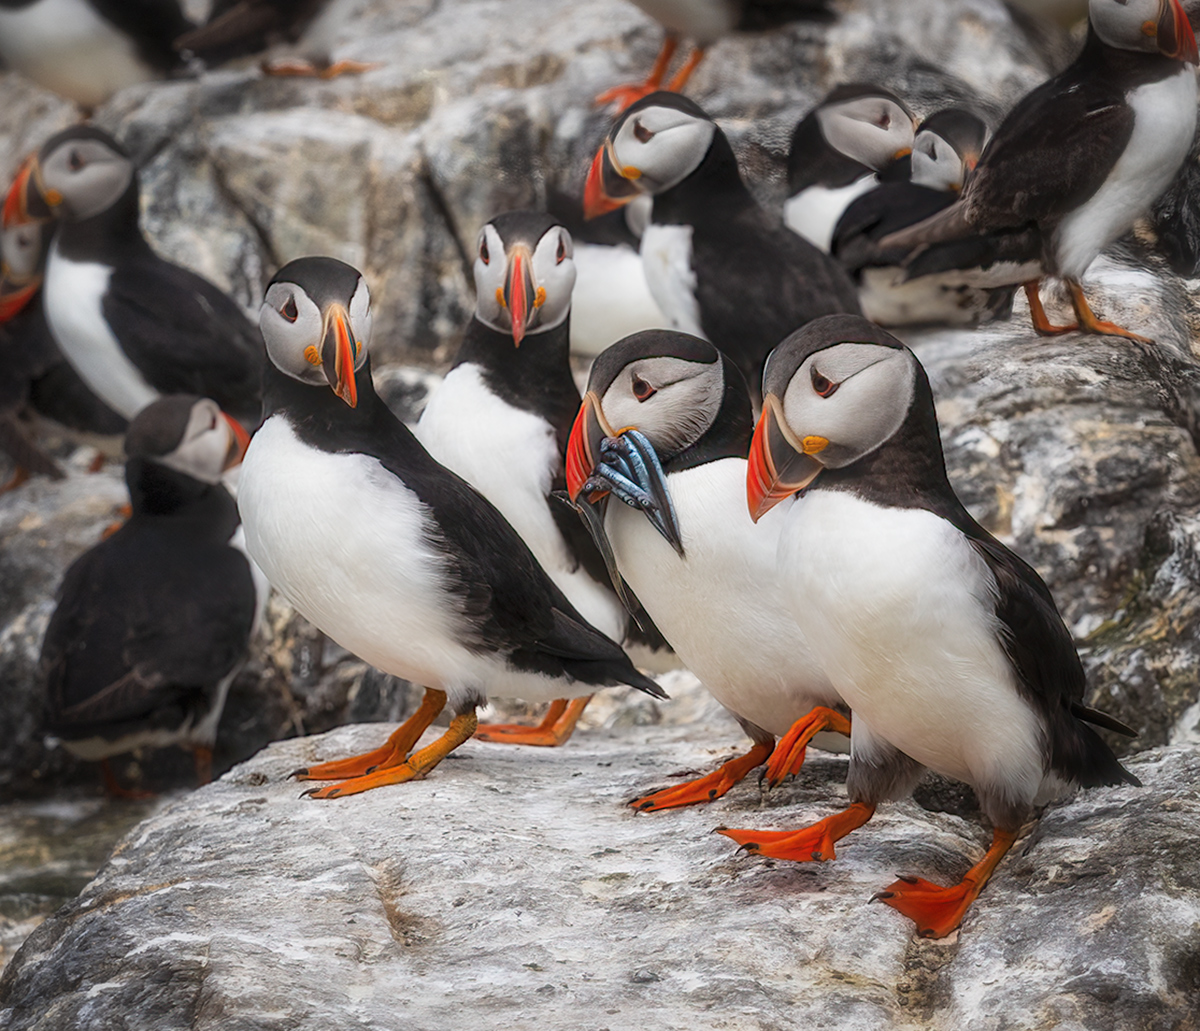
[0,272,41,322]
[583,139,644,219]
[321,303,360,408]
[1154,0,1198,63]
[3,155,59,228]
[746,394,826,522]
[502,243,538,347]
[222,413,251,469]
[566,390,613,501]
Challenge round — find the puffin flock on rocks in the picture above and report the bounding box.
[0,0,1195,941]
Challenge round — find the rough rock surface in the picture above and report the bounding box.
[1,677,1197,1031]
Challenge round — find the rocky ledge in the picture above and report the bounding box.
[0,676,1197,1031]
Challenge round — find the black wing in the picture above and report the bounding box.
[736,0,837,31]
[964,74,1134,231]
[968,534,1138,788]
[91,0,194,69]
[41,524,257,735]
[103,255,263,426]
[833,183,953,274]
[176,0,326,60]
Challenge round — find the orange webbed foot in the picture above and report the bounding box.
[631,741,772,812]
[762,706,851,787]
[262,58,380,79]
[719,801,876,862]
[475,696,591,747]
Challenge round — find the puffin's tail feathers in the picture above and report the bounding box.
[1055,708,1141,789]
[879,201,974,253]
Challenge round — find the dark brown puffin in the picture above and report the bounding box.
[881,0,1198,343]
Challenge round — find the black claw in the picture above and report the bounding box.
[896,874,918,884]
[707,789,717,799]
[365,765,378,774]
[870,891,894,903]
[327,789,341,798]
[737,843,760,854]
[300,787,319,799]
[288,767,309,780]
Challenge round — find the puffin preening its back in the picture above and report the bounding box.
[237,256,665,798]
[722,313,1137,938]
[881,0,1199,342]
[41,394,259,795]
[585,92,860,400]
[4,126,263,428]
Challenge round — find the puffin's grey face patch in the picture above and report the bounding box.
[599,354,723,457]
[1,222,42,280]
[780,341,916,469]
[817,96,915,171]
[1091,0,1163,52]
[473,222,576,337]
[261,281,329,387]
[610,106,716,194]
[151,398,233,484]
[911,131,965,192]
[40,138,133,222]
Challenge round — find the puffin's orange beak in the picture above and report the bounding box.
[746,395,824,523]
[1156,0,1198,63]
[0,275,40,322]
[565,391,615,501]
[321,303,359,408]
[503,245,536,347]
[583,140,642,219]
[3,155,59,228]
[222,413,251,468]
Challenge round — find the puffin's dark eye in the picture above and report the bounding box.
[210,414,218,431]
[556,236,566,264]
[632,374,656,402]
[633,120,654,144]
[480,238,490,265]
[280,295,298,322]
[68,150,85,172]
[810,367,839,398]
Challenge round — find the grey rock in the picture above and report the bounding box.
[0,682,1195,1031]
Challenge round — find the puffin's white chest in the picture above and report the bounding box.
[569,243,670,358]
[784,175,878,253]
[606,460,840,737]
[1054,66,1198,279]
[640,223,705,339]
[779,490,1046,801]
[0,0,154,108]
[416,364,626,641]
[44,244,158,420]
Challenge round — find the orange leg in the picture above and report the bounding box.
[99,758,155,801]
[193,745,213,786]
[291,688,447,781]
[101,503,133,540]
[664,46,706,93]
[873,827,1017,939]
[302,710,478,799]
[595,34,679,111]
[630,740,773,812]
[262,58,380,79]
[762,707,852,788]
[1024,280,1077,336]
[719,801,876,862]
[475,696,592,747]
[1066,280,1153,344]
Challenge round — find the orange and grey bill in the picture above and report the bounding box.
[505,246,535,347]
[0,278,40,322]
[565,391,617,500]
[583,140,642,220]
[222,413,252,468]
[746,394,824,522]
[1157,0,1198,63]
[3,155,59,228]
[322,304,358,408]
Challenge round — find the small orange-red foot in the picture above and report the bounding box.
[262,58,380,79]
[99,758,156,801]
[872,827,1017,938]
[101,503,134,540]
[301,710,478,799]
[1024,280,1077,336]
[595,35,678,111]
[193,745,213,786]
[475,696,592,747]
[630,740,773,812]
[719,801,876,862]
[291,687,447,782]
[762,706,852,787]
[1066,280,1153,344]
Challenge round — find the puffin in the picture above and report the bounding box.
[881,0,1199,343]
[598,0,835,111]
[724,313,1138,938]
[831,108,1019,327]
[4,126,263,427]
[564,329,848,810]
[40,394,260,796]
[782,84,918,253]
[236,256,666,798]
[415,211,633,747]
[584,92,861,401]
[0,0,192,109]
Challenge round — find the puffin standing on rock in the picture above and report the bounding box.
[585,92,860,400]
[565,330,849,810]
[40,394,259,796]
[725,314,1138,938]
[4,128,263,427]
[882,0,1199,343]
[416,211,633,747]
[237,257,666,798]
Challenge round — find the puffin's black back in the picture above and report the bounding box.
[91,0,193,71]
